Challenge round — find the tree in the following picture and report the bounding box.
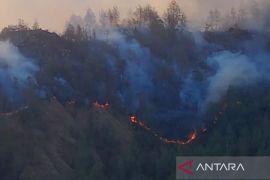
[248,1,263,29]
[75,25,83,41]
[32,20,40,30]
[223,8,237,30]
[164,0,186,31]
[63,24,76,41]
[99,10,110,28]
[230,8,237,28]
[84,8,96,29]
[179,13,187,31]
[248,1,261,20]
[130,4,161,30]
[17,18,29,30]
[84,8,96,39]
[63,24,87,42]
[143,5,159,23]
[237,4,247,28]
[69,14,83,28]
[205,9,221,31]
[107,6,120,26]
[99,10,110,41]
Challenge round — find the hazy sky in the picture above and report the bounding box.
[0,0,253,32]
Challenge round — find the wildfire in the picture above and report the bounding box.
[94,101,110,109]
[0,97,217,146]
[0,98,217,146]
[182,130,198,144]
[129,115,198,145]
[130,116,138,124]
[1,96,228,146]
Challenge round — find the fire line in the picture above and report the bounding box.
[129,115,198,145]
[1,99,229,146]
[93,101,200,145]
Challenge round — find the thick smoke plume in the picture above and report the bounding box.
[64,6,270,118]
[42,3,267,138]
[205,51,269,105]
[0,41,38,104]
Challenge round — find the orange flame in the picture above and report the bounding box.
[130,116,138,124]
[129,115,198,145]
[183,130,197,144]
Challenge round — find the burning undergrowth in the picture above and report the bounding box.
[89,29,270,138]
[2,5,270,140]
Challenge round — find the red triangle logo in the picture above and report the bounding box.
[178,160,193,175]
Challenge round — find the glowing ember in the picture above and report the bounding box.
[175,130,198,145]
[130,116,138,124]
[189,131,197,140]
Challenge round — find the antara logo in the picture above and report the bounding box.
[178,160,245,175]
[196,163,245,172]
[178,160,194,175]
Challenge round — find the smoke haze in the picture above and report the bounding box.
[0,41,38,104]
[205,51,269,105]
[1,0,269,32]
[1,0,270,133]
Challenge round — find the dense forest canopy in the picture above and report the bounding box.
[0,1,269,180]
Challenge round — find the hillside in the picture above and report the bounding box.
[0,98,136,180]
[0,20,270,180]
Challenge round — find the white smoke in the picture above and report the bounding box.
[205,51,269,105]
[102,29,154,111]
[0,41,38,99]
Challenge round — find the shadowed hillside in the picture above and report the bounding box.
[1,1,270,179]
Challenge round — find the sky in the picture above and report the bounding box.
[0,0,257,32]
